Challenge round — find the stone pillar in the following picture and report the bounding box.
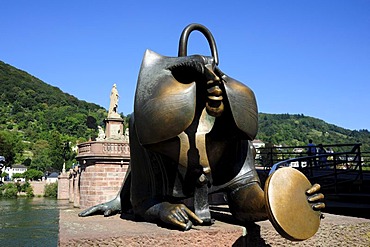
[69,172,74,203]
[73,173,80,208]
[79,162,129,209]
[58,172,69,200]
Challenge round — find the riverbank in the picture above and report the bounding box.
[0,180,54,197]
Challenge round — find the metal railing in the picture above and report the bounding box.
[256,143,367,194]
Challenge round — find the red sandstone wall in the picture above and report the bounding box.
[30,181,46,196]
[79,162,129,208]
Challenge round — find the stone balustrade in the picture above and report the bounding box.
[61,140,131,209]
[77,141,130,158]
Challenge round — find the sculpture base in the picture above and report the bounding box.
[59,206,370,246]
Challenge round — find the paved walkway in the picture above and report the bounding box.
[254,213,370,246]
[59,207,370,246]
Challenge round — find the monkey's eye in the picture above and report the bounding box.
[168,60,204,84]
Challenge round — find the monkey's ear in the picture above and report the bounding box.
[134,50,197,145]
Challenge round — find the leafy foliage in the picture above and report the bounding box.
[0,60,128,172]
[23,169,44,181]
[12,173,24,180]
[0,130,24,166]
[257,113,370,153]
[0,181,34,197]
[0,183,18,198]
[25,184,34,197]
[44,183,58,198]
[20,181,33,197]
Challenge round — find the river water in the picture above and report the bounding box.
[0,197,72,247]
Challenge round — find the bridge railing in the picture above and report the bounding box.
[77,141,130,158]
[256,143,365,193]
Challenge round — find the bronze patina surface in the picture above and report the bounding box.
[265,167,321,241]
[79,24,325,240]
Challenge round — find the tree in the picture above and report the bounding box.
[0,131,24,165]
[44,183,58,198]
[31,140,52,171]
[48,131,64,171]
[22,158,32,167]
[12,173,24,180]
[1,172,8,181]
[86,115,98,129]
[0,183,18,198]
[15,182,22,195]
[21,181,34,197]
[23,169,44,181]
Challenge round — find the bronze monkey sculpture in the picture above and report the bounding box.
[80,24,324,237]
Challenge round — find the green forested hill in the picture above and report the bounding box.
[257,113,370,153]
[0,60,111,171]
[0,60,369,172]
[0,60,107,137]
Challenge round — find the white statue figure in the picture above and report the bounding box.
[108,84,121,118]
[124,128,129,142]
[96,126,106,141]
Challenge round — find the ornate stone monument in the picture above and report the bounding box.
[108,83,120,118]
[75,84,130,208]
[104,84,126,141]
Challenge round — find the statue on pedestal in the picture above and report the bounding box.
[123,128,129,142]
[104,83,125,141]
[108,84,121,119]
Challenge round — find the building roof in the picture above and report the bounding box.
[12,164,27,169]
[48,172,59,178]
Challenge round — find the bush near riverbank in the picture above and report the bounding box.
[44,182,58,198]
[0,181,34,198]
[0,180,59,198]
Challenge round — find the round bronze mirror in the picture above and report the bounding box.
[264,167,321,241]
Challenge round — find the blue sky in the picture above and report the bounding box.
[1,1,369,130]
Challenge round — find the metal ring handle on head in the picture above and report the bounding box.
[178,23,219,66]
